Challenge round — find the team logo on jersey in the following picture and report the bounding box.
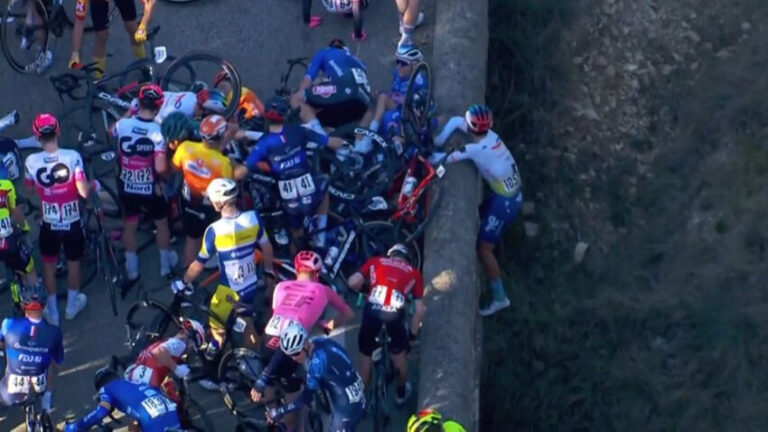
[35,163,71,188]
[120,136,155,157]
[312,85,337,98]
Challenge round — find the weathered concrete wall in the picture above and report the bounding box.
[419,0,488,430]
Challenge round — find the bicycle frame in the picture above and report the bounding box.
[394,154,437,224]
[370,325,392,431]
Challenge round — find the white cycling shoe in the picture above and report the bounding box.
[478,297,510,317]
[65,293,87,320]
[43,304,60,327]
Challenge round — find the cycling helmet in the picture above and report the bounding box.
[294,250,322,276]
[162,112,193,142]
[18,282,45,311]
[407,409,444,432]
[263,96,291,123]
[32,113,59,138]
[196,89,228,114]
[212,70,232,88]
[180,317,206,347]
[93,367,119,390]
[206,177,238,204]
[387,243,411,263]
[138,84,164,108]
[329,38,346,49]
[396,46,424,64]
[279,321,308,356]
[199,114,228,141]
[464,104,493,134]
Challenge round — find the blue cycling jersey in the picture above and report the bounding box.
[0,317,62,377]
[244,125,328,181]
[390,66,428,98]
[306,47,367,82]
[71,379,179,432]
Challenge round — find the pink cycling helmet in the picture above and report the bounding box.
[294,250,322,278]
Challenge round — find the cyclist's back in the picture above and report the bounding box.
[131,91,197,124]
[306,47,367,83]
[126,337,186,388]
[172,139,233,202]
[269,280,348,335]
[307,337,365,423]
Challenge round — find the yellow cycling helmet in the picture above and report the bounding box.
[407,409,467,432]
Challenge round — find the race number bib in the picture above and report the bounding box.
[126,364,155,385]
[344,375,365,404]
[42,200,79,226]
[502,175,520,194]
[141,395,170,418]
[351,68,371,94]
[265,315,289,337]
[121,167,153,195]
[278,174,316,200]
[223,256,257,289]
[7,373,47,394]
[322,0,352,12]
[0,216,12,238]
[370,285,405,311]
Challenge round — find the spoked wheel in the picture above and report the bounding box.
[160,52,242,119]
[125,299,181,353]
[1,0,49,74]
[58,103,122,155]
[359,221,421,269]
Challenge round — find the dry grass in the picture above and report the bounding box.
[482,1,768,431]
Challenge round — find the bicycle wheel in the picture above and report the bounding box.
[125,299,181,352]
[160,52,242,119]
[358,221,421,269]
[99,224,123,316]
[1,0,49,74]
[116,55,184,100]
[401,62,433,146]
[373,363,390,432]
[58,102,121,155]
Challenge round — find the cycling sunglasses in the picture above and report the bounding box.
[396,59,410,67]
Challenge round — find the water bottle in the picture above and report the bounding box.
[324,246,340,268]
[401,175,417,198]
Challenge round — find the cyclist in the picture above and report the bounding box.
[429,105,523,316]
[0,166,38,292]
[0,284,62,414]
[358,46,427,152]
[242,97,348,255]
[407,409,467,432]
[124,318,218,397]
[24,114,91,326]
[171,114,245,267]
[129,88,229,124]
[302,0,369,41]
[112,84,177,282]
[395,0,425,49]
[69,0,157,77]
[347,243,424,403]
[212,71,265,122]
[266,322,365,431]
[250,250,354,429]
[64,368,180,432]
[174,178,275,352]
[290,39,373,129]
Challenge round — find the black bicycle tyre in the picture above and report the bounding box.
[1,0,50,74]
[125,299,181,348]
[116,55,186,98]
[100,230,121,316]
[160,52,242,119]
[401,62,432,146]
[57,102,121,154]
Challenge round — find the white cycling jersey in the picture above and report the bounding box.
[24,149,86,229]
[130,91,197,123]
[112,117,166,195]
[431,116,522,197]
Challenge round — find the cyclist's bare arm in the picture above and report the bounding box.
[324,286,354,330]
[76,177,90,200]
[139,0,157,30]
[232,161,249,181]
[410,299,425,336]
[181,261,204,285]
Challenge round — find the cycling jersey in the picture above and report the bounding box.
[171,140,234,202]
[359,256,423,312]
[197,211,267,296]
[0,179,17,238]
[389,66,428,106]
[24,149,86,230]
[265,280,350,338]
[226,86,264,120]
[113,117,165,196]
[125,337,187,389]
[275,338,364,429]
[432,117,522,198]
[306,47,367,83]
[130,91,197,124]
[0,317,63,405]
[69,379,179,432]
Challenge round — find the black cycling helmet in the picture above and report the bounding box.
[93,367,119,390]
[264,96,291,123]
[329,38,346,49]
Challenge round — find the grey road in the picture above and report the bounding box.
[0,0,434,430]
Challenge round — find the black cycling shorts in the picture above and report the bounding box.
[358,302,409,357]
[260,336,302,393]
[304,74,372,128]
[39,222,85,261]
[0,234,33,274]
[120,191,168,220]
[181,199,217,239]
[90,0,137,32]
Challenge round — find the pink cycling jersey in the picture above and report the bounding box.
[112,117,165,195]
[24,149,86,230]
[264,280,351,337]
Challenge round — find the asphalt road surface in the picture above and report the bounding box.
[0,0,435,430]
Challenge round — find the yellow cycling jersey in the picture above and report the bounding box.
[0,180,17,238]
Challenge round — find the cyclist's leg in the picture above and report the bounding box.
[121,192,141,280]
[147,194,174,276]
[70,0,88,68]
[208,284,237,348]
[64,223,86,318]
[477,192,522,303]
[386,311,410,397]
[38,224,61,318]
[357,303,380,390]
[90,0,111,75]
[180,201,207,267]
[114,0,144,59]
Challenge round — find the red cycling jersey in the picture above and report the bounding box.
[124,337,186,388]
[360,257,423,312]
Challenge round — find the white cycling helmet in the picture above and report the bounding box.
[280,321,308,356]
[206,178,238,204]
[395,46,424,64]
